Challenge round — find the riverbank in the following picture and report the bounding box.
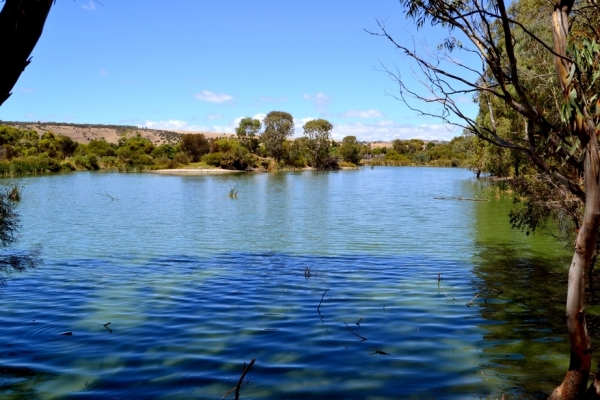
[151,168,245,176]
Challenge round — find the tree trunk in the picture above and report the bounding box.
[549,137,600,400]
[0,0,53,107]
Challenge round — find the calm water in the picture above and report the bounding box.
[0,168,576,399]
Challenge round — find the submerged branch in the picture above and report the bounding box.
[234,359,256,400]
[344,322,368,341]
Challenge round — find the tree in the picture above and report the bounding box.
[262,111,294,162]
[0,0,54,107]
[236,117,261,153]
[179,133,209,162]
[0,185,41,285]
[372,0,600,397]
[338,136,362,165]
[303,118,333,168]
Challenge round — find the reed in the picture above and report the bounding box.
[228,185,239,199]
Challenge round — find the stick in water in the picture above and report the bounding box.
[317,288,329,314]
[234,358,256,400]
[344,322,367,341]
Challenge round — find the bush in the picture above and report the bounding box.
[60,160,77,171]
[173,152,190,165]
[202,152,223,167]
[179,134,209,161]
[100,156,117,168]
[167,159,180,169]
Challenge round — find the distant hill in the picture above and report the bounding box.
[0,121,232,145]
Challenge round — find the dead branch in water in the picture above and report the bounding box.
[317,288,329,314]
[234,358,255,400]
[441,290,455,301]
[434,197,489,202]
[344,322,367,341]
[369,348,390,356]
[466,293,480,307]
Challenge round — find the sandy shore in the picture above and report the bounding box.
[150,168,246,176]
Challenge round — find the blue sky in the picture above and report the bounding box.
[0,0,479,141]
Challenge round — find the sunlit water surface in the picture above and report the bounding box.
[0,168,577,399]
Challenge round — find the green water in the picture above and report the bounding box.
[0,168,580,399]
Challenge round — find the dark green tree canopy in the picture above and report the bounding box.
[303,119,333,169]
[262,111,294,161]
[179,133,209,162]
[339,135,362,165]
[236,117,261,153]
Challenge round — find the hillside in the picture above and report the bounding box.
[0,121,232,145]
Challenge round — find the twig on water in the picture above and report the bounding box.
[304,265,312,279]
[466,293,480,307]
[434,196,489,202]
[317,288,329,314]
[234,358,255,400]
[369,348,390,356]
[344,322,367,341]
[103,322,112,333]
[442,290,455,301]
[98,191,118,201]
[229,185,239,199]
[355,317,362,326]
[437,272,442,287]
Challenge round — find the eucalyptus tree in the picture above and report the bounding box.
[303,118,333,168]
[0,0,53,107]
[371,0,600,397]
[235,117,261,153]
[179,133,209,162]
[262,111,294,162]
[338,135,362,165]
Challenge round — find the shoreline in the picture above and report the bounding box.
[150,168,246,175]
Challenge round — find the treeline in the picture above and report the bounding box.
[0,111,471,176]
[365,137,468,167]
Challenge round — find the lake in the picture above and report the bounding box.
[0,167,578,399]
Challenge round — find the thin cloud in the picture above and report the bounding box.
[143,120,210,132]
[82,1,96,11]
[143,119,237,134]
[332,121,458,142]
[303,92,331,112]
[207,114,223,120]
[233,113,267,129]
[99,70,108,76]
[194,90,234,104]
[340,109,383,118]
[20,88,33,93]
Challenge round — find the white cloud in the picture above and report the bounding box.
[232,113,266,129]
[142,120,210,132]
[82,1,96,11]
[194,90,234,104]
[207,114,223,120]
[332,121,459,142]
[292,117,316,135]
[303,92,331,111]
[340,109,383,118]
[143,118,240,134]
[20,88,33,93]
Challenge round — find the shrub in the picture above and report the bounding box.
[167,159,180,169]
[202,152,223,167]
[179,134,209,161]
[173,152,190,165]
